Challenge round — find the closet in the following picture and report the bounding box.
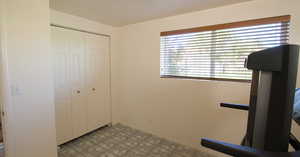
[51,26,111,145]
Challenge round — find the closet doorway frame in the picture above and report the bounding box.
[0,0,16,156]
[50,23,113,140]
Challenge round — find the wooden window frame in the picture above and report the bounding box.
[160,15,291,82]
[161,15,290,36]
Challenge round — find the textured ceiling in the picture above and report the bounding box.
[50,0,251,26]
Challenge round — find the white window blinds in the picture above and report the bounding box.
[160,15,290,81]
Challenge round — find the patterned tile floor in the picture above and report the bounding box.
[58,124,214,157]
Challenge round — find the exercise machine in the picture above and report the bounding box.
[201,45,300,157]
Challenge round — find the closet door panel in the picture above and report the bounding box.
[86,34,110,131]
[51,27,73,144]
[69,31,88,137]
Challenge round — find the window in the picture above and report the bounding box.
[160,15,290,81]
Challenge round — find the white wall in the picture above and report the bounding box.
[0,0,57,157]
[114,0,300,155]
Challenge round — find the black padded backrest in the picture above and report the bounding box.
[246,45,299,152]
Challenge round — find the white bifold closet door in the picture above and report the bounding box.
[52,27,73,144]
[85,34,110,132]
[69,30,88,138]
[51,26,111,145]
